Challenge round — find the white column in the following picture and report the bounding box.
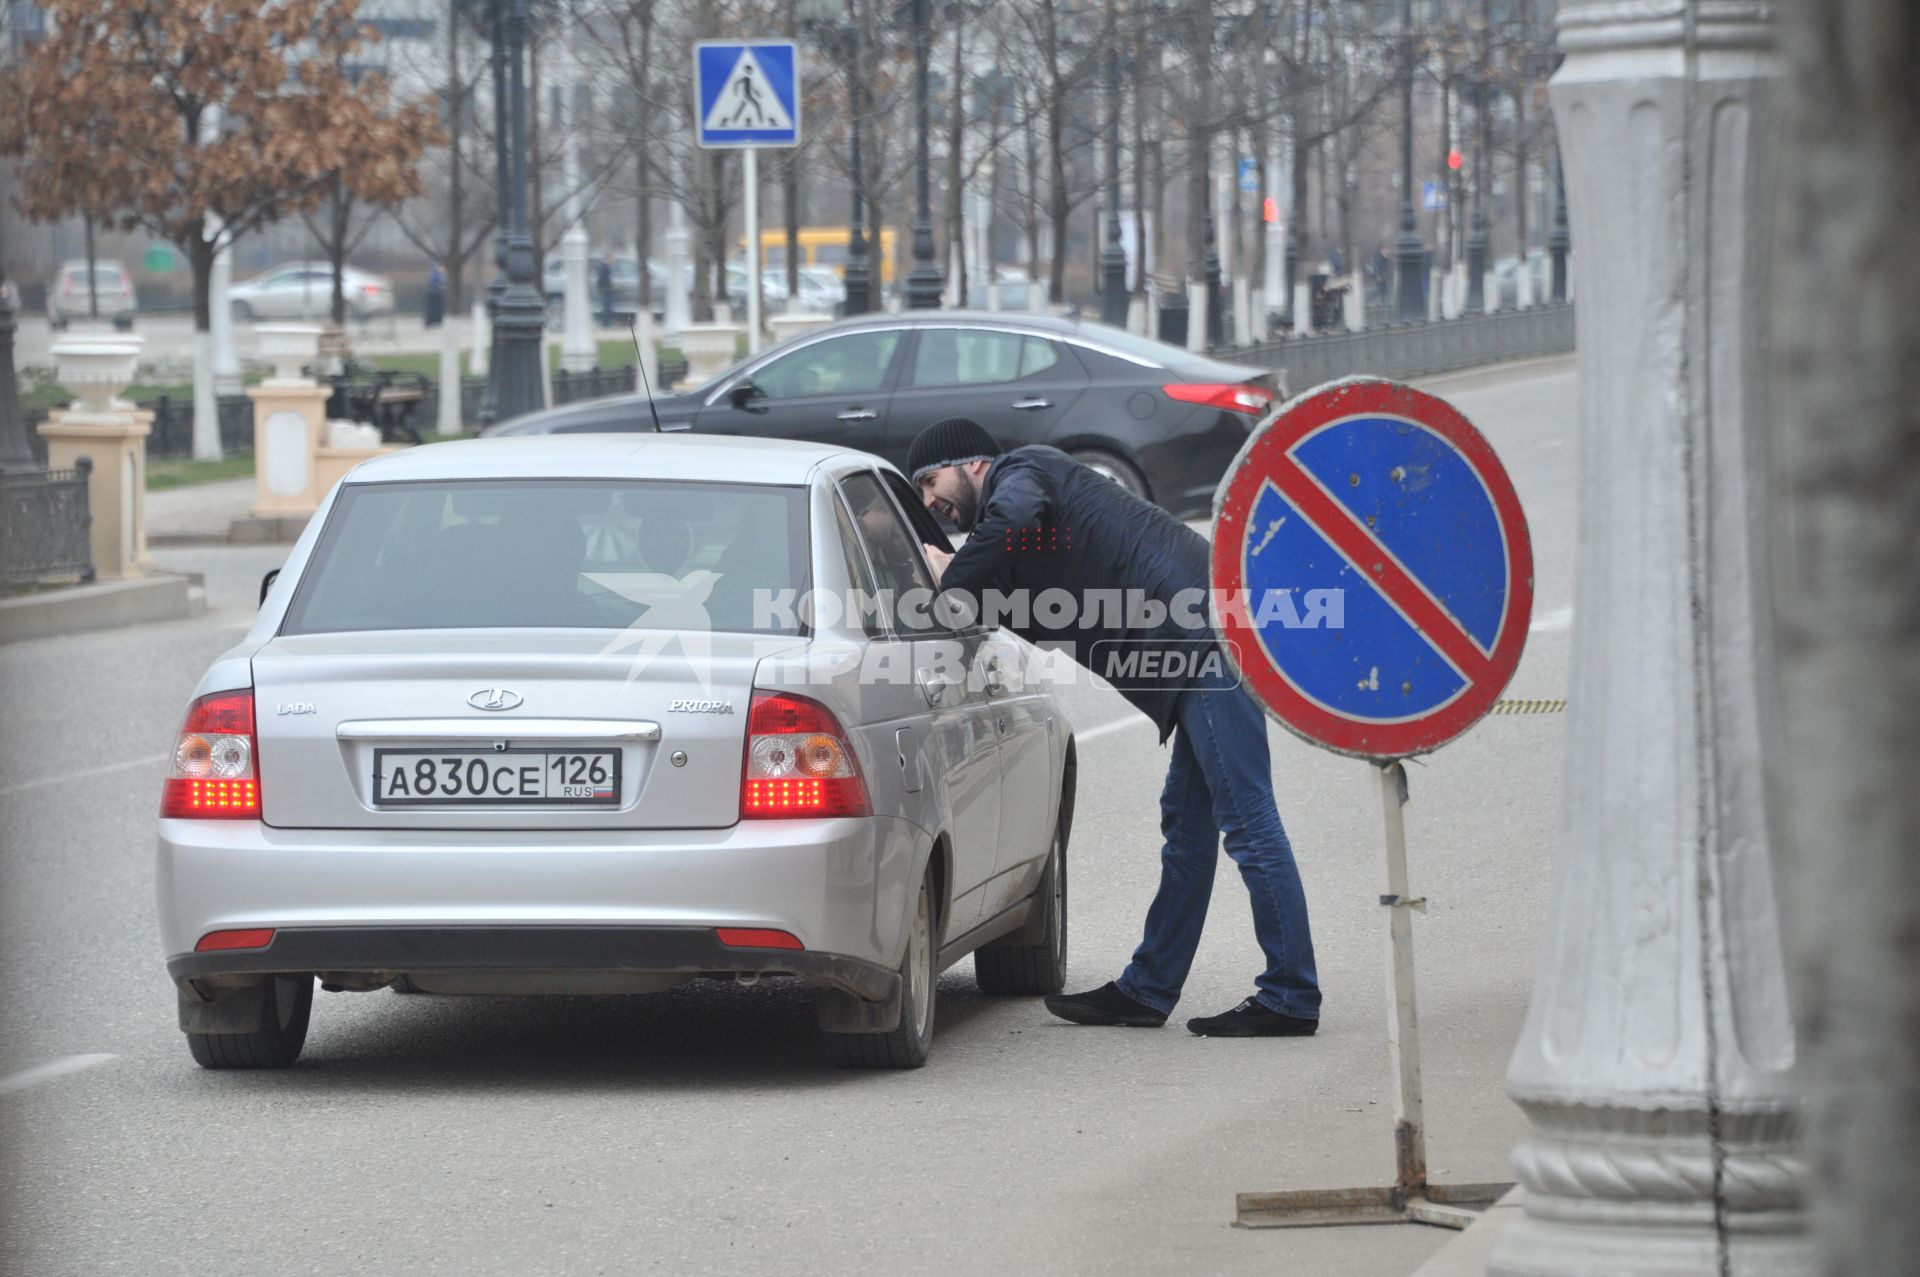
[209,224,241,395]
[1343,277,1363,332]
[1232,276,1252,348]
[436,316,463,435]
[468,296,490,377]
[1186,279,1207,352]
[1291,281,1313,336]
[1490,2,1806,1274]
[664,202,692,336]
[559,54,595,374]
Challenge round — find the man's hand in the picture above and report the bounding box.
[921,543,953,583]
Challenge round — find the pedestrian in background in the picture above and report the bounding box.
[423,261,445,328]
[596,253,615,328]
[909,417,1323,1038]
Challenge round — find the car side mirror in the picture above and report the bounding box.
[728,380,766,409]
[259,568,280,608]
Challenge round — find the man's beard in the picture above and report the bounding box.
[949,476,981,532]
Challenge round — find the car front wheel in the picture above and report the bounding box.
[975,825,1068,996]
[827,873,935,1069]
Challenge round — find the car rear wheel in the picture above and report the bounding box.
[186,975,313,1069]
[975,826,1068,996]
[826,873,935,1069]
[1069,448,1149,501]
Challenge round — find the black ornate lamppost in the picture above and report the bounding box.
[0,275,33,475]
[1464,0,1490,314]
[802,0,873,315]
[488,0,548,423]
[1394,0,1427,323]
[903,0,944,308]
[1099,7,1128,326]
[476,0,511,428]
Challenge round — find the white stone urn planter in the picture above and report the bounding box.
[768,313,834,346]
[51,335,142,414]
[674,324,742,386]
[254,323,323,386]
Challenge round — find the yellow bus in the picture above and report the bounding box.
[745,226,899,287]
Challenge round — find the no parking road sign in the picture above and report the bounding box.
[1222,379,1536,1230]
[1211,377,1533,762]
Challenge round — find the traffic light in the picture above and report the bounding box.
[1448,148,1463,171]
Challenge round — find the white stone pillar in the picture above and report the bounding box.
[1186,278,1207,352]
[1490,3,1805,1274]
[468,296,490,377]
[436,317,463,435]
[1291,281,1313,336]
[1428,267,1444,321]
[664,202,692,336]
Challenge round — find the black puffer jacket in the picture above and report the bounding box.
[937,445,1217,743]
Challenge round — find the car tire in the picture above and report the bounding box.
[826,873,936,1070]
[185,975,313,1069]
[974,825,1068,996]
[1069,448,1149,502]
[231,300,255,324]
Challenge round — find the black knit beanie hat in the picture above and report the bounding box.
[907,417,1002,484]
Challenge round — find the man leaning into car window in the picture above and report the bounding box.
[908,417,1322,1039]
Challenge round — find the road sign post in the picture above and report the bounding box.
[1215,377,1533,1232]
[695,41,801,356]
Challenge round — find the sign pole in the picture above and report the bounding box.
[744,147,762,355]
[1376,759,1427,1195]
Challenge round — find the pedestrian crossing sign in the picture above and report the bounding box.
[695,41,801,148]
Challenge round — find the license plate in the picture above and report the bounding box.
[372,750,621,806]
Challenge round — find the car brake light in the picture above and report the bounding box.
[161,690,261,818]
[716,928,804,950]
[1163,381,1276,416]
[741,691,869,818]
[361,283,380,296]
[195,928,276,952]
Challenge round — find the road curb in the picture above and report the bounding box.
[0,573,205,644]
[1407,1188,1526,1277]
[1413,353,1576,396]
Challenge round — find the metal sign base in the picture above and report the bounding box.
[1234,760,1513,1232]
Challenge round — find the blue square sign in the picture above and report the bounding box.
[695,42,800,148]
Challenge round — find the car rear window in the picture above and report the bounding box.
[282,479,809,635]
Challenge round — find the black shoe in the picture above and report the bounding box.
[1186,998,1319,1038]
[1043,981,1167,1028]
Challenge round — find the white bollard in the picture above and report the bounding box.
[560,225,595,373]
[436,318,462,435]
[1428,268,1444,321]
[1232,277,1252,348]
[1187,279,1209,352]
[468,297,490,377]
[1292,282,1314,336]
[1483,270,1500,313]
[1344,281,1365,332]
[1517,260,1536,310]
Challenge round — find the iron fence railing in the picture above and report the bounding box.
[1231,304,1576,393]
[1,459,94,588]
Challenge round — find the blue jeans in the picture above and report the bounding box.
[1115,670,1321,1019]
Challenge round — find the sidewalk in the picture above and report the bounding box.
[146,476,278,545]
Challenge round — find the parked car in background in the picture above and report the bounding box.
[543,254,683,322]
[46,259,137,329]
[156,434,1073,1070]
[963,267,1035,311]
[228,262,394,322]
[485,311,1278,521]
[1493,252,1552,309]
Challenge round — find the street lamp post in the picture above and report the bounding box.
[1395,0,1426,323]
[1464,0,1490,314]
[1099,21,1128,326]
[1549,140,1570,302]
[0,278,33,474]
[489,0,548,423]
[804,0,872,315]
[476,0,511,428]
[904,0,943,309]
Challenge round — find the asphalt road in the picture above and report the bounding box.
[0,360,1574,1276]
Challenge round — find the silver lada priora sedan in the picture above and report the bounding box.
[157,436,1074,1070]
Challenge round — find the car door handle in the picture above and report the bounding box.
[836,408,877,421]
[1011,398,1051,411]
[996,715,1008,734]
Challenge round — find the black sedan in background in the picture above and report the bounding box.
[483,311,1279,519]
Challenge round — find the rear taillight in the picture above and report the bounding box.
[161,690,261,818]
[741,691,869,818]
[1163,381,1275,416]
[361,283,381,297]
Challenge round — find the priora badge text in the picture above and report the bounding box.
[669,699,734,714]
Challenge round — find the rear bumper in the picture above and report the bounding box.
[157,815,923,994]
[168,925,897,1002]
